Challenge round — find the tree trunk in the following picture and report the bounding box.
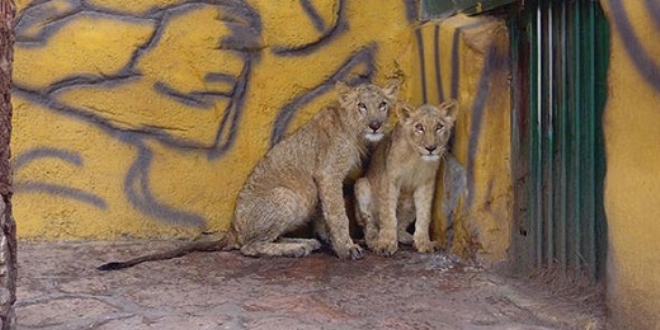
[0,0,16,329]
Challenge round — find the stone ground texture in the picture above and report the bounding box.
[16,241,606,330]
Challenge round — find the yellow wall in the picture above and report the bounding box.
[600,1,660,329]
[11,0,512,262]
[12,0,415,239]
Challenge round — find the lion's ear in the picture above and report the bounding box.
[382,79,400,100]
[396,102,415,124]
[440,100,459,123]
[335,81,355,105]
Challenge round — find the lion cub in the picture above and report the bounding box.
[98,80,399,270]
[354,100,458,256]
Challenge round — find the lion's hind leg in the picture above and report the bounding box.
[354,178,379,249]
[240,238,321,258]
[236,187,320,258]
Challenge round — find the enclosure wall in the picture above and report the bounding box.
[11,0,512,264]
[599,1,660,329]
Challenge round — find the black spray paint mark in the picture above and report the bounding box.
[449,20,487,100]
[608,0,660,92]
[16,182,108,209]
[402,0,418,22]
[123,138,206,228]
[13,147,107,209]
[153,81,233,108]
[208,56,256,160]
[270,44,377,147]
[450,28,460,100]
[271,0,346,56]
[415,28,428,104]
[13,147,83,170]
[434,24,444,102]
[465,46,509,208]
[644,0,660,32]
[299,0,327,32]
[204,72,238,84]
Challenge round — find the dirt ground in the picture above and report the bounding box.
[16,241,607,330]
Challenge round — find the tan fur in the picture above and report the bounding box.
[98,80,399,270]
[354,100,458,256]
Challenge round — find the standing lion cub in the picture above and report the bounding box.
[354,100,458,256]
[98,80,399,270]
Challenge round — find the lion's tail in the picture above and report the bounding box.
[96,231,237,271]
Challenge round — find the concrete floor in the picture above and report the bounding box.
[16,241,606,330]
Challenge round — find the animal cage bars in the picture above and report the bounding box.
[509,0,609,282]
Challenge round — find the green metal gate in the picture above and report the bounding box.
[509,0,609,281]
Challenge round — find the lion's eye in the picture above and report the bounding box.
[415,124,424,133]
[378,101,388,112]
[357,102,367,112]
[436,124,444,132]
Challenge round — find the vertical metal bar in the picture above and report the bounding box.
[584,0,597,281]
[528,1,542,269]
[535,3,544,269]
[562,1,575,269]
[510,5,536,275]
[572,1,583,272]
[558,0,568,272]
[550,0,564,268]
[539,0,547,267]
[545,2,555,267]
[593,1,610,282]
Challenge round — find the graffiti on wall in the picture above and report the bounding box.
[607,0,660,92]
[12,0,417,237]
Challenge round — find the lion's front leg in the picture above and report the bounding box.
[372,183,400,257]
[396,194,416,245]
[317,175,363,260]
[412,182,441,253]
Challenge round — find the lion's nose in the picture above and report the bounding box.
[369,121,382,131]
[425,145,437,152]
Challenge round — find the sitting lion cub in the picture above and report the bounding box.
[97,80,399,270]
[354,100,458,256]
